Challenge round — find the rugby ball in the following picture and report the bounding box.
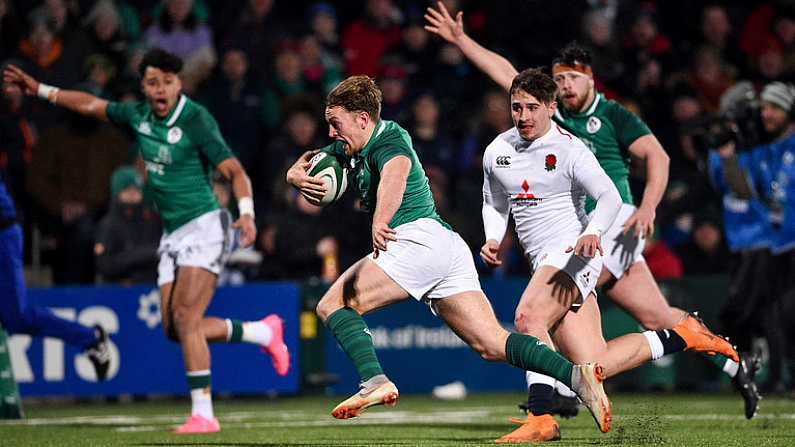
[307,152,348,206]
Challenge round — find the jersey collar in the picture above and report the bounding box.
[554,90,603,121]
[166,94,188,127]
[357,119,387,159]
[149,94,188,126]
[584,91,602,115]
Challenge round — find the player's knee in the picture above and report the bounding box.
[316,295,347,322]
[315,300,334,322]
[514,311,542,335]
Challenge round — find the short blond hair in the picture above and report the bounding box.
[326,75,382,120]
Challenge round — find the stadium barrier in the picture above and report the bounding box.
[9,276,746,399]
[12,284,300,398]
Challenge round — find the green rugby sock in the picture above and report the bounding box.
[505,333,574,388]
[325,307,383,382]
[186,371,212,390]
[699,351,731,373]
[228,319,244,343]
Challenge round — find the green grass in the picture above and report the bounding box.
[2,391,794,446]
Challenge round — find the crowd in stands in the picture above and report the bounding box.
[0,0,793,286]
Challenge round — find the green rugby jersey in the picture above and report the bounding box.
[553,91,651,212]
[323,119,450,230]
[106,94,234,232]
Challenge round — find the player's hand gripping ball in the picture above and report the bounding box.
[307,152,348,206]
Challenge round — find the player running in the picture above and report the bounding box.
[3,48,290,434]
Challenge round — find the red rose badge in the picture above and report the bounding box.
[545,154,557,171]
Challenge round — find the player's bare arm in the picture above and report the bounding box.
[625,134,669,238]
[286,150,328,202]
[3,64,109,121]
[371,156,409,257]
[424,1,517,91]
[217,157,257,248]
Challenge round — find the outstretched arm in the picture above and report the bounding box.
[424,1,518,92]
[3,64,110,121]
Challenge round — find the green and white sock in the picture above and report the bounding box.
[226,319,273,346]
[187,370,213,419]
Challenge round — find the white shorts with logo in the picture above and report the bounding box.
[592,203,646,279]
[156,209,233,286]
[370,218,482,307]
[531,246,602,308]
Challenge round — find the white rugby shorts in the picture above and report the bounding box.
[157,209,233,286]
[593,203,646,279]
[532,246,602,307]
[371,218,482,306]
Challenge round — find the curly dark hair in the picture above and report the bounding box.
[138,48,184,77]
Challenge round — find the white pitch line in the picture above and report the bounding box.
[3,409,793,432]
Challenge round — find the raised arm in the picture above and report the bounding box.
[3,64,110,121]
[424,1,518,91]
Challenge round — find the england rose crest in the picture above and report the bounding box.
[545,154,557,171]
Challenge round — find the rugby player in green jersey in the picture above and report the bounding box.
[286,75,613,434]
[4,48,290,434]
[425,0,758,439]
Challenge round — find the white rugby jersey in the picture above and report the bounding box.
[482,123,621,262]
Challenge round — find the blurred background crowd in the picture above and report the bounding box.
[0,0,793,288]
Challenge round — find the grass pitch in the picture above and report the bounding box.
[2,391,794,446]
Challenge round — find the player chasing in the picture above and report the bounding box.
[478,67,739,443]
[425,1,759,437]
[3,48,290,434]
[286,74,613,434]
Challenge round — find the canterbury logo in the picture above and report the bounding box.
[496,156,511,166]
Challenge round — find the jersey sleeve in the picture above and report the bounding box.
[573,145,621,232]
[481,143,510,244]
[187,108,236,166]
[369,131,413,170]
[609,103,652,149]
[105,101,136,128]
